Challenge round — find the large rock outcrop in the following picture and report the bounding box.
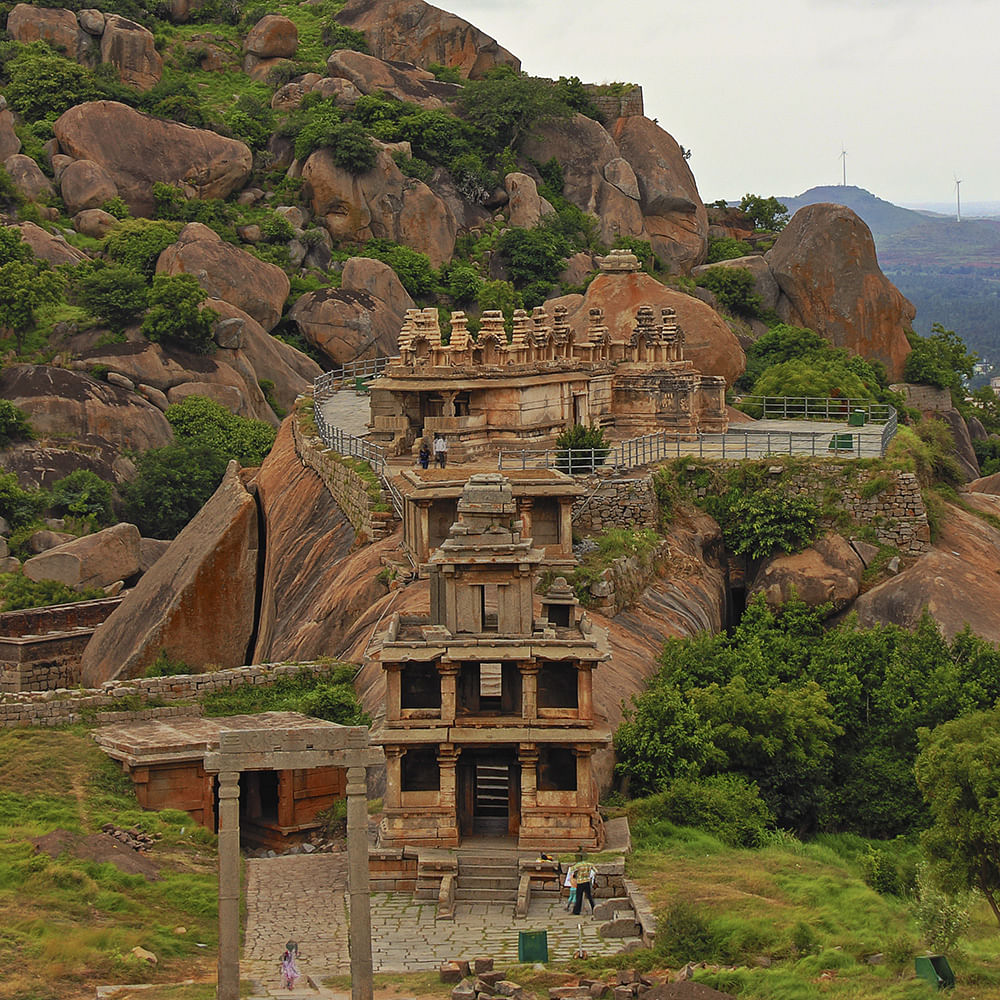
[23,522,141,590]
[5,154,55,202]
[854,500,1000,643]
[547,270,746,386]
[99,14,162,90]
[58,159,118,215]
[53,102,252,216]
[325,49,453,109]
[766,204,914,382]
[0,364,173,454]
[6,4,87,61]
[156,223,290,331]
[80,463,259,684]
[335,0,520,78]
[613,115,709,273]
[749,533,864,613]
[289,257,415,365]
[16,222,88,266]
[522,114,645,248]
[302,146,456,265]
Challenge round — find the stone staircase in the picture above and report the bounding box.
[454,853,521,904]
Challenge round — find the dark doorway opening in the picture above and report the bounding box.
[457,748,519,838]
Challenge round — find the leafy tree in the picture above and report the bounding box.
[496,225,571,300]
[738,324,829,390]
[0,400,34,446]
[444,263,482,303]
[915,709,1000,925]
[104,219,183,279]
[49,469,115,526]
[165,395,276,467]
[706,236,753,263]
[122,443,229,538]
[555,423,610,473]
[4,48,98,121]
[0,226,32,266]
[904,323,976,399]
[695,266,763,318]
[0,258,65,354]
[456,65,573,153]
[141,274,218,354]
[0,471,47,529]
[720,488,820,559]
[739,193,789,232]
[751,356,873,402]
[552,75,600,118]
[357,240,437,298]
[72,262,148,331]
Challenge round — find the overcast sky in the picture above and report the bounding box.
[442,0,998,208]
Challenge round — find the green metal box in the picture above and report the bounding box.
[915,954,955,989]
[518,930,548,963]
[848,409,867,427]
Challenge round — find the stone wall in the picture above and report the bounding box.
[572,474,658,533]
[294,402,396,542]
[0,660,341,728]
[585,85,644,127]
[0,596,123,636]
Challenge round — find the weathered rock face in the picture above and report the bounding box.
[80,462,259,684]
[0,364,173,454]
[0,109,22,161]
[289,257,415,365]
[5,154,55,202]
[613,115,709,273]
[155,223,290,331]
[58,158,118,215]
[6,4,84,59]
[547,270,746,386]
[302,146,455,265]
[854,500,1000,643]
[16,221,88,266]
[522,114,645,247]
[23,522,141,590]
[100,14,162,90]
[749,533,864,613]
[504,171,552,230]
[253,420,396,661]
[926,410,980,482]
[335,0,520,78]
[72,208,118,239]
[325,49,453,109]
[243,14,298,58]
[53,102,252,216]
[692,254,780,313]
[766,204,914,382]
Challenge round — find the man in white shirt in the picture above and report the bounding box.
[433,434,448,468]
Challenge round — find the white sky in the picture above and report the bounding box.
[442,0,999,206]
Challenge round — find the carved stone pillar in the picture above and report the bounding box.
[385,664,402,723]
[558,499,574,556]
[520,663,539,721]
[346,765,373,1000]
[439,663,459,725]
[438,744,461,840]
[578,663,594,721]
[518,744,539,814]
[277,769,294,827]
[574,747,594,809]
[216,770,241,1000]
[384,746,404,811]
[517,497,534,543]
[415,499,433,562]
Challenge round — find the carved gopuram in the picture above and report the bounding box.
[375,474,612,851]
[368,251,728,462]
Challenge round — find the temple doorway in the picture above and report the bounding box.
[458,749,520,838]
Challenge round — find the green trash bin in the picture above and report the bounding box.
[829,433,855,452]
[849,409,866,427]
[518,930,548,963]
[915,954,955,989]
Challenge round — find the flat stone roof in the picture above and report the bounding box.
[95,711,345,767]
[396,467,584,496]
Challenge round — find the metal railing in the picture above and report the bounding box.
[734,396,895,422]
[499,426,890,473]
[314,356,391,399]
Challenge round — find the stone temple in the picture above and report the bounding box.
[368,251,729,463]
[376,473,612,850]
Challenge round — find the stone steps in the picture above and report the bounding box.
[455,854,520,905]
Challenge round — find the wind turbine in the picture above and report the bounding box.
[954,176,962,222]
[840,146,848,186]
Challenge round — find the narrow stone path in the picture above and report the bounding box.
[242,854,633,995]
[318,390,372,438]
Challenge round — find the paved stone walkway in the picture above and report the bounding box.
[319,391,371,438]
[243,854,632,995]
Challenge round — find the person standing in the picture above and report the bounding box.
[434,434,448,468]
[563,863,576,911]
[572,861,596,915]
[418,439,430,469]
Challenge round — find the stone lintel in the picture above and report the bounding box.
[204,746,384,773]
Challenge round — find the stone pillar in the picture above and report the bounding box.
[578,664,594,721]
[518,746,539,830]
[438,744,461,842]
[575,748,594,808]
[277,769,294,827]
[216,770,241,1000]
[416,500,432,563]
[520,663,539,720]
[346,765,373,1000]
[384,747,403,811]
[385,664,402,723]
[558,499,574,556]
[517,497,534,543]
[439,663,459,724]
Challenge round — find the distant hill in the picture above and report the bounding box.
[781,186,1000,359]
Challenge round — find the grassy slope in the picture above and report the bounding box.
[0,728,219,1000]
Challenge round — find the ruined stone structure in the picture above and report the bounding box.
[376,474,612,851]
[368,251,728,462]
[396,468,583,567]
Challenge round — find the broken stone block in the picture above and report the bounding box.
[600,918,642,938]
[440,962,464,984]
[494,982,523,997]
[452,979,476,1000]
[474,958,495,974]
[478,970,506,986]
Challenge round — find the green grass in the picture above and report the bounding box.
[0,728,219,1000]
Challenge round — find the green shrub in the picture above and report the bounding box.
[903,323,976,398]
[101,197,131,220]
[357,240,437,298]
[122,443,229,538]
[72,262,148,331]
[165,395,276,467]
[496,225,570,299]
[49,470,115,526]
[721,488,820,559]
[738,193,789,232]
[427,62,461,84]
[555,423,609,473]
[4,49,99,121]
[144,650,194,677]
[0,471,47,529]
[695,266,763,318]
[655,900,719,964]
[0,400,34,446]
[104,219,183,279]
[706,236,753,263]
[322,22,370,53]
[141,274,218,354]
[444,263,482,303]
[0,572,105,612]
